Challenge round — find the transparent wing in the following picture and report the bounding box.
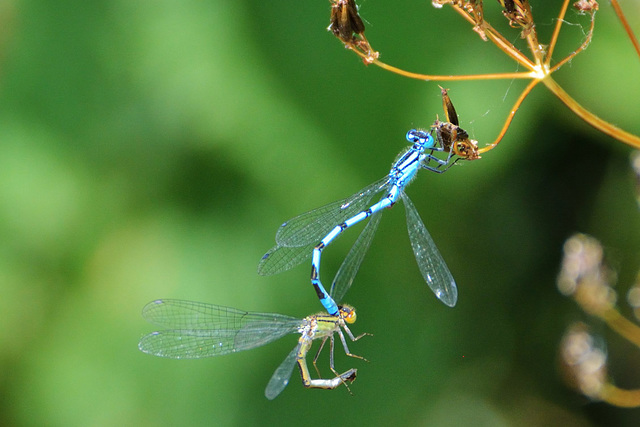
[274,177,389,247]
[258,177,390,276]
[330,210,384,303]
[256,242,316,276]
[139,299,301,358]
[264,344,300,400]
[401,193,458,307]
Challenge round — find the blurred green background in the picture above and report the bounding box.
[1,0,639,425]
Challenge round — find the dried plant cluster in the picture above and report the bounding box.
[558,233,640,407]
[328,0,640,155]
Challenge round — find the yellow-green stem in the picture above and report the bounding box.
[542,77,640,149]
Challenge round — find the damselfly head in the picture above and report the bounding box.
[337,304,357,324]
[405,129,434,149]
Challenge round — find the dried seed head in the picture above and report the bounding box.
[431,1,488,40]
[560,323,607,399]
[557,234,617,315]
[329,0,365,42]
[627,272,640,321]
[573,0,599,14]
[498,0,535,38]
[328,0,379,64]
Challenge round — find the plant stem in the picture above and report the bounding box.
[542,77,640,149]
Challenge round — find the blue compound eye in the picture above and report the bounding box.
[406,129,420,143]
[406,129,434,147]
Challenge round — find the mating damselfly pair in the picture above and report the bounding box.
[139,89,478,399]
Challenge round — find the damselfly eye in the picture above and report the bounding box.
[406,129,434,148]
[343,308,357,324]
[406,129,420,143]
